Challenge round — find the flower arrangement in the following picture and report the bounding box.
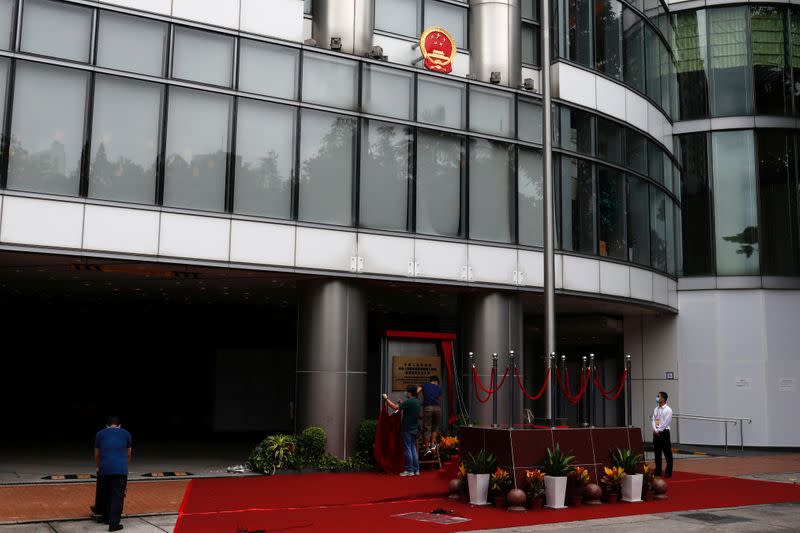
[439,436,459,462]
[601,466,626,489]
[525,468,546,499]
[457,462,467,480]
[641,463,655,489]
[569,466,590,486]
[490,467,513,496]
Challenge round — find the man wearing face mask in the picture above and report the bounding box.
[651,391,673,478]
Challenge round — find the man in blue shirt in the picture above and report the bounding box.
[419,375,442,455]
[91,416,132,532]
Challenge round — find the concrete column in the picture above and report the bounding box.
[296,279,367,457]
[312,0,374,56]
[469,0,522,87]
[462,291,523,426]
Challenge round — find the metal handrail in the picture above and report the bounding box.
[671,413,752,453]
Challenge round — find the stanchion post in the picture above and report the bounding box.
[468,351,474,427]
[559,354,567,422]
[491,352,499,428]
[625,354,632,428]
[508,350,515,431]
[589,353,595,428]
[580,355,588,427]
[550,352,557,427]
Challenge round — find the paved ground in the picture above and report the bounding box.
[0,515,177,532]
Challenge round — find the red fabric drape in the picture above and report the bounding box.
[373,403,404,474]
[440,340,458,424]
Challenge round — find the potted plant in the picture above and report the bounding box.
[439,436,459,463]
[568,466,590,506]
[612,448,643,502]
[464,450,496,505]
[641,463,655,501]
[524,468,545,510]
[457,463,468,501]
[542,443,574,509]
[490,467,513,508]
[601,466,625,503]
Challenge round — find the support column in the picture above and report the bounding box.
[462,291,523,427]
[312,0,374,56]
[469,0,522,87]
[296,279,366,458]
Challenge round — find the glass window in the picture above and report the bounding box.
[0,0,16,50]
[791,8,800,114]
[561,0,593,67]
[556,106,593,155]
[596,118,623,165]
[518,99,543,144]
[359,120,412,231]
[416,130,463,237]
[560,157,596,253]
[673,10,708,120]
[418,76,465,129]
[304,0,312,14]
[678,133,714,275]
[375,0,419,37]
[97,11,167,77]
[301,52,358,110]
[518,148,543,247]
[752,6,791,116]
[238,40,299,100]
[172,26,234,87]
[708,7,752,116]
[711,130,759,275]
[424,0,467,48]
[650,187,667,271]
[298,110,357,226]
[659,37,673,116]
[163,88,232,212]
[623,9,644,92]
[362,64,414,120]
[233,99,295,219]
[522,24,539,66]
[470,86,514,137]
[0,58,8,143]
[595,0,623,79]
[644,24,661,106]
[598,167,626,259]
[626,130,647,174]
[648,141,664,185]
[666,197,676,275]
[758,130,797,275]
[7,62,87,196]
[626,176,650,266]
[469,139,514,243]
[522,0,537,21]
[20,0,92,62]
[88,75,162,205]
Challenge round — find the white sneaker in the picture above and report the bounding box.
[399,471,414,477]
[414,472,420,476]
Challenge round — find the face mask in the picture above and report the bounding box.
[656,397,661,404]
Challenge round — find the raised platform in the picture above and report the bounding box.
[458,426,644,488]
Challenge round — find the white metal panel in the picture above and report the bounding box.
[357,233,414,277]
[229,220,295,266]
[624,89,648,132]
[468,244,516,285]
[371,34,417,66]
[554,253,563,289]
[652,273,669,305]
[667,279,678,309]
[303,17,312,41]
[642,314,679,380]
[295,227,356,272]
[599,261,630,297]
[520,66,539,91]
[99,0,171,15]
[517,249,543,287]
[595,76,626,121]
[172,0,240,29]
[83,205,159,256]
[561,255,600,293]
[414,239,467,281]
[241,0,305,42]
[0,196,84,249]
[553,63,596,109]
[451,51,470,78]
[647,105,664,147]
[159,212,230,261]
[629,267,653,301]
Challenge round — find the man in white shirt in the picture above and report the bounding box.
[652,391,673,478]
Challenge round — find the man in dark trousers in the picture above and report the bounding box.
[383,386,421,476]
[652,391,673,478]
[91,416,132,531]
[419,375,442,455]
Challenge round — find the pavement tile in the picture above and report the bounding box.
[0,524,54,533]
[50,518,166,533]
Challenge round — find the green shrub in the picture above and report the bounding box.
[543,443,575,477]
[316,453,371,473]
[356,419,378,464]
[248,434,297,474]
[464,450,496,475]
[297,426,327,466]
[610,448,642,475]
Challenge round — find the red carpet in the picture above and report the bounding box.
[175,470,800,532]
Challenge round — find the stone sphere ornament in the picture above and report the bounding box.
[584,483,602,505]
[448,478,462,500]
[506,488,527,512]
[652,478,668,500]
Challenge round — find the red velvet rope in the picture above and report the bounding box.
[513,366,551,401]
[593,368,628,400]
[472,366,509,394]
[555,367,591,405]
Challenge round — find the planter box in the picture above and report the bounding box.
[544,475,568,509]
[621,473,643,502]
[467,473,491,505]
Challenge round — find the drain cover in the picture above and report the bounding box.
[681,512,752,524]
[141,471,192,477]
[42,474,96,480]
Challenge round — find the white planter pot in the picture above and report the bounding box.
[621,473,643,502]
[467,473,491,505]
[544,475,568,509]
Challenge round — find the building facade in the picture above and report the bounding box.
[0,0,795,455]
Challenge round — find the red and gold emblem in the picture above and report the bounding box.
[419,27,457,74]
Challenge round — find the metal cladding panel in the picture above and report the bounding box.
[469,0,521,87]
[312,0,374,55]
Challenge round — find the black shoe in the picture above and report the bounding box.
[90,505,98,514]
[108,525,123,532]
[664,473,672,479]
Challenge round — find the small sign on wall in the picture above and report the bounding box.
[778,377,796,392]
[734,377,753,390]
[392,356,442,392]
[666,371,675,380]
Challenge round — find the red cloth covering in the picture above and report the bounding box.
[373,404,404,474]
